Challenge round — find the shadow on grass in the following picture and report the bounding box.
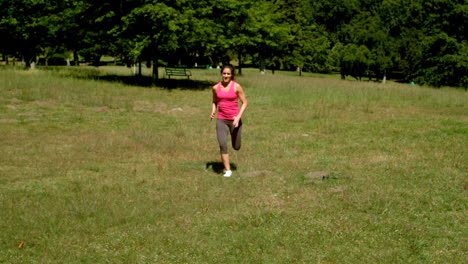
[97,75,212,90]
[205,162,237,174]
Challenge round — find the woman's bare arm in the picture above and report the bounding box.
[233,83,248,127]
[210,85,218,120]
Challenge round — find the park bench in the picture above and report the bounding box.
[165,67,192,79]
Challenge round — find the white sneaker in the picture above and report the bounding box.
[223,170,232,177]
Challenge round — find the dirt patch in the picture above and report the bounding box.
[170,106,202,115]
[5,105,17,110]
[370,154,389,163]
[304,171,346,184]
[305,171,334,181]
[133,101,167,113]
[249,193,285,207]
[0,119,19,123]
[91,106,111,112]
[329,186,347,193]
[19,112,42,117]
[242,170,273,177]
[9,98,22,103]
[33,100,55,107]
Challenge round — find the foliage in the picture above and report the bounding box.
[417,33,468,88]
[0,0,466,87]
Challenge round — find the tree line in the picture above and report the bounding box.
[1,0,466,87]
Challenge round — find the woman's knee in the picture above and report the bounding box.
[219,144,229,154]
[232,141,241,151]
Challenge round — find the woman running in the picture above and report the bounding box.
[210,65,248,177]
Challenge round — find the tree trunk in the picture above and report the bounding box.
[23,55,31,68]
[259,58,266,73]
[208,56,214,67]
[30,56,39,69]
[151,42,159,83]
[138,61,142,76]
[73,50,79,66]
[92,55,101,67]
[237,53,242,75]
[152,59,158,83]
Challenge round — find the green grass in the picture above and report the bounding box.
[0,66,467,263]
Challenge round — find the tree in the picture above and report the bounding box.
[172,1,223,67]
[78,0,128,66]
[0,0,52,67]
[121,1,181,81]
[213,0,255,74]
[1,0,465,88]
[379,0,467,86]
[416,33,467,88]
[338,43,372,80]
[341,11,396,80]
[247,0,292,73]
[301,0,361,43]
[300,0,362,74]
[0,0,18,63]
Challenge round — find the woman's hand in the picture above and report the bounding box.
[233,115,241,127]
[210,111,216,120]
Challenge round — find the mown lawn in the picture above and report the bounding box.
[0,66,466,263]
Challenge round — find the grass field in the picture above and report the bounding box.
[0,66,466,263]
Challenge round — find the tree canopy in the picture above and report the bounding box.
[1,0,466,87]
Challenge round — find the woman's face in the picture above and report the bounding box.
[222,68,232,83]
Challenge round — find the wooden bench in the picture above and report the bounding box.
[165,67,192,79]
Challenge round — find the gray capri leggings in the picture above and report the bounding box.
[216,118,242,154]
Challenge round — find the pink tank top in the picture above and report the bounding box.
[217,81,239,120]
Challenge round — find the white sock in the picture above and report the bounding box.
[223,170,232,177]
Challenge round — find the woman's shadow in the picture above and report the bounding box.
[205,162,237,174]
